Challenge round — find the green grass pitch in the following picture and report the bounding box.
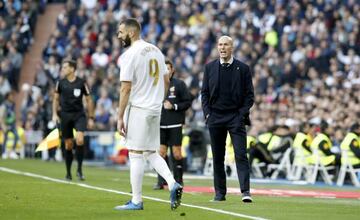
[1,159,359,220]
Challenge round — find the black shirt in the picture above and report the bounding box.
[160,77,192,126]
[212,62,238,112]
[56,77,89,113]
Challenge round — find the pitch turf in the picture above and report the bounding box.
[1,159,359,220]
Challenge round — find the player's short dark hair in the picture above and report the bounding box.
[165,59,173,68]
[120,18,141,33]
[62,59,77,70]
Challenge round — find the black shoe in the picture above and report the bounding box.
[210,195,226,202]
[65,174,72,181]
[242,191,253,203]
[77,171,85,181]
[153,183,165,190]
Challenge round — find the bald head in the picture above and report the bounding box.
[218,36,233,45]
[217,36,233,62]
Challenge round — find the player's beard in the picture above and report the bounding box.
[121,34,131,48]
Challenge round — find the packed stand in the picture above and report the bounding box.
[0,0,46,158]
[0,0,46,97]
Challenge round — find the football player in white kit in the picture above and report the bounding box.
[114,18,182,211]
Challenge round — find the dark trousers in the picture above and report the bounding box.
[208,111,250,197]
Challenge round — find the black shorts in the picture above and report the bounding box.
[160,127,182,146]
[60,111,87,139]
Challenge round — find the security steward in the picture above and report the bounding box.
[340,123,360,167]
[309,122,341,171]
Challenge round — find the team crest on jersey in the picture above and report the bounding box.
[73,89,81,97]
[168,86,176,98]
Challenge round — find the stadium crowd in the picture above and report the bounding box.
[0,0,46,98]
[1,1,360,166]
[0,0,47,157]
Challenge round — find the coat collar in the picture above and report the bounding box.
[219,56,234,65]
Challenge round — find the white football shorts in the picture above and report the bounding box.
[123,105,160,151]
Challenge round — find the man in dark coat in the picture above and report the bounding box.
[201,36,254,202]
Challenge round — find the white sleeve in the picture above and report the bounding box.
[119,53,135,82]
[160,54,168,77]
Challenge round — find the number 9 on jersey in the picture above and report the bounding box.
[149,59,159,86]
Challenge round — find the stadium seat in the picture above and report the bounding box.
[336,149,360,187]
[267,147,293,180]
[306,148,335,185]
[289,143,313,181]
[251,161,266,178]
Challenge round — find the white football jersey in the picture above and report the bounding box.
[118,39,168,113]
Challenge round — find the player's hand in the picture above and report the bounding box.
[117,118,126,137]
[52,114,60,123]
[87,118,94,130]
[163,100,173,110]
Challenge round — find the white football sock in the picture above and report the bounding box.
[129,152,144,204]
[144,152,176,191]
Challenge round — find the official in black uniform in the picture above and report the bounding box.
[154,59,192,189]
[201,36,254,202]
[52,60,94,181]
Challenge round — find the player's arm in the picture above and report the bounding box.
[163,73,170,101]
[52,82,60,123]
[118,81,132,136]
[118,81,132,119]
[159,54,170,100]
[83,83,95,119]
[117,53,134,136]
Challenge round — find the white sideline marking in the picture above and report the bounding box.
[0,167,269,220]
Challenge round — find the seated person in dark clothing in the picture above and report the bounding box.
[249,125,293,176]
